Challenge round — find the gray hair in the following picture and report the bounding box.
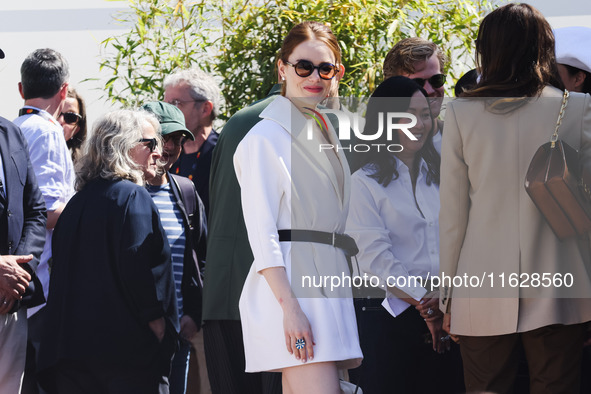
[163,68,222,120]
[76,109,161,191]
[20,48,70,99]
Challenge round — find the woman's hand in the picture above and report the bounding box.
[260,266,316,363]
[282,300,316,363]
[425,315,450,353]
[443,312,460,344]
[416,294,443,321]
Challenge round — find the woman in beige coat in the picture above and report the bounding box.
[440,3,591,393]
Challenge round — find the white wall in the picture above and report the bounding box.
[0,0,128,126]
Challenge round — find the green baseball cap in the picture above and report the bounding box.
[142,101,194,140]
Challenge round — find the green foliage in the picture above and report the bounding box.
[99,0,497,117]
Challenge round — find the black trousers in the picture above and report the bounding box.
[203,320,282,394]
[349,298,464,394]
[50,359,169,394]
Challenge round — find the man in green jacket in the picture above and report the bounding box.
[203,85,282,394]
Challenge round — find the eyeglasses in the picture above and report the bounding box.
[60,112,82,125]
[412,74,447,89]
[168,99,205,107]
[284,60,339,80]
[139,138,158,153]
[163,134,186,147]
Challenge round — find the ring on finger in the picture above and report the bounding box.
[427,308,434,316]
[295,338,305,350]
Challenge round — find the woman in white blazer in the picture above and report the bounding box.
[233,21,362,393]
[440,4,591,393]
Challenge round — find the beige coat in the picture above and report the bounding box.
[440,86,591,336]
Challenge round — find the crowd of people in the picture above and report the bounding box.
[1,3,591,394]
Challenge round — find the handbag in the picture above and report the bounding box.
[340,379,362,394]
[524,89,591,240]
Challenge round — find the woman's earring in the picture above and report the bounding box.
[281,76,285,81]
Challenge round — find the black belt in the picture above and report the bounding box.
[277,229,358,257]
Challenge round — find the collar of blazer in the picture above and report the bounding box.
[258,95,308,138]
[258,95,350,208]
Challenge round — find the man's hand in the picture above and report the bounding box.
[0,295,15,314]
[179,315,199,342]
[149,317,166,343]
[0,255,33,299]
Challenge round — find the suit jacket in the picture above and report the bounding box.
[203,85,280,321]
[439,86,591,336]
[0,117,46,310]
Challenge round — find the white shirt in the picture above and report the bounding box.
[347,157,440,316]
[14,107,75,316]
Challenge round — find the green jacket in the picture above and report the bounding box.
[203,85,281,321]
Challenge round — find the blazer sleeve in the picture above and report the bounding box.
[579,94,591,178]
[118,188,170,324]
[233,125,288,273]
[439,102,470,313]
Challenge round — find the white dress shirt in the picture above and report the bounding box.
[347,157,440,316]
[14,107,75,316]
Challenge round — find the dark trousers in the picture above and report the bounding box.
[459,323,586,394]
[22,307,48,394]
[50,359,169,394]
[203,320,282,394]
[349,298,464,394]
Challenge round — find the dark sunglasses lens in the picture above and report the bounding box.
[430,74,446,88]
[318,64,336,78]
[149,139,157,152]
[413,78,426,88]
[295,61,314,77]
[63,113,80,124]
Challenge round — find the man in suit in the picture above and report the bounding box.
[14,47,75,394]
[0,46,47,391]
[202,84,282,394]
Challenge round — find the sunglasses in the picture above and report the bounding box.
[284,60,339,80]
[139,138,158,153]
[413,74,447,89]
[163,134,186,147]
[60,112,82,125]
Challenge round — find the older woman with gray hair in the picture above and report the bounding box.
[38,109,179,394]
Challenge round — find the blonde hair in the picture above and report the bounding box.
[383,38,447,80]
[76,109,161,191]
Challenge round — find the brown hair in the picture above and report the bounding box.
[279,21,342,96]
[383,38,447,80]
[464,3,562,98]
[66,87,87,162]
